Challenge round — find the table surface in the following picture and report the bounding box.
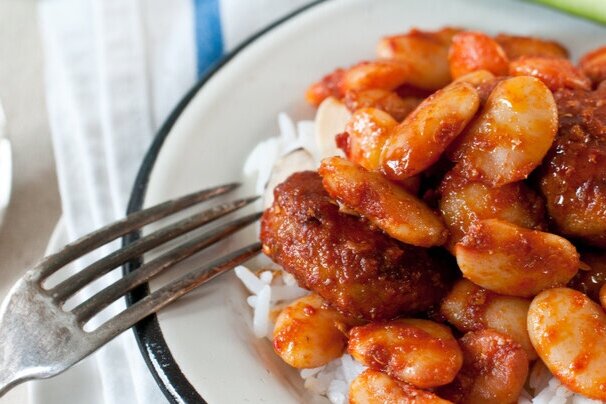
[0,0,62,402]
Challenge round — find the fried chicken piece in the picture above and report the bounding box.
[260,171,457,321]
[539,85,606,247]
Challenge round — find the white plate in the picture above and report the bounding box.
[125,0,606,402]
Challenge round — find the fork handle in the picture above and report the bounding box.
[0,366,22,397]
[0,304,24,397]
[0,282,51,397]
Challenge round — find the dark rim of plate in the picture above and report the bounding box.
[122,1,326,403]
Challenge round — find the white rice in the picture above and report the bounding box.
[524,361,604,404]
[243,112,318,196]
[302,355,366,404]
[234,265,265,294]
[236,113,605,404]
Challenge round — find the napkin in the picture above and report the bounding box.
[37,0,314,402]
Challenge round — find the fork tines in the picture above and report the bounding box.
[0,183,263,396]
[32,183,261,326]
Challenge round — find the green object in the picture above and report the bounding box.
[529,0,606,25]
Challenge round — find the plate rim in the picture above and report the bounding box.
[122,1,326,403]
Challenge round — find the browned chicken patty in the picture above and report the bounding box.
[539,84,606,247]
[260,171,457,321]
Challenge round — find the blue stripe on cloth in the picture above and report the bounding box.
[193,0,224,77]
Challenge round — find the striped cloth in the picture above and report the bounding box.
[36,1,313,403]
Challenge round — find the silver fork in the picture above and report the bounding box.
[0,183,262,396]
